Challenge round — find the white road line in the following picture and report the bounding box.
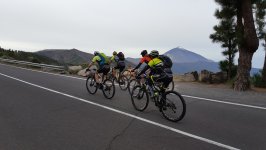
[1,63,266,111]
[0,72,240,150]
[182,95,266,110]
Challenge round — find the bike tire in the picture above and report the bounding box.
[130,85,149,111]
[118,75,129,91]
[161,91,186,122]
[128,78,140,93]
[102,79,115,99]
[86,76,98,94]
[166,81,175,91]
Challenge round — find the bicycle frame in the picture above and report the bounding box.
[141,75,165,107]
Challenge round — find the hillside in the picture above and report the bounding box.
[164,47,213,63]
[126,47,220,73]
[164,47,220,73]
[36,49,94,65]
[36,49,135,67]
[0,47,60,65]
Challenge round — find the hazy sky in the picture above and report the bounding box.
[0,0,265,68]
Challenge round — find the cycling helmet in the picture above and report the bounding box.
[94,51,100,56]
[149,50,159,58]
[113,51,117,55]
[141,50,148,56]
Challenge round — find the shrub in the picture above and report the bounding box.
[251,71,266,88]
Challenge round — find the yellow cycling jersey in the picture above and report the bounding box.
[148,58,163,68]
[92,56,101,63]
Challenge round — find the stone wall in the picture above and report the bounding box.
[199,70,227,84]
[174,70,227,84]
[174,71,198,82]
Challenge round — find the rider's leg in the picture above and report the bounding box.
[96,67,104,84]
[147,76,155,96]
[112,68,116,78]
[95,72,100,83]
[118,66,124,81]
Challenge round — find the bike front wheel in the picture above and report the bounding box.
[118,75,129,91]
[102,79,115,99]
[161,91,186,122]
[86,76,98,94]
[131,85,149,111]
[166,81,175,91]
[128,78,140,94]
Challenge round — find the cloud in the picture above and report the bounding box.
[0,0,264,68]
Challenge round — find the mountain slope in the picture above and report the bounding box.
[36,49,135,67]
[126,57,139,65]
[164,47,213,63]
[36,49,93,65]
[126,47,220,73]
[164,47,219,73]
[0,47,60,65]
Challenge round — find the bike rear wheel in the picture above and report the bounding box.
[118,75,129,91]
[131,85,149,111]
[102,79,115,99]
[161,91,186,122]
[86,76,98,94]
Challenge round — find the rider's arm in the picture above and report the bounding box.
[137,59,155,76]
[133,62,142,71]
[133,57,146,71]
[137,65,150,76]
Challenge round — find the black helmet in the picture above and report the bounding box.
[94,51,100,56]
[141,50,147,56]
[149,50,159,58]
[113,51,117,55]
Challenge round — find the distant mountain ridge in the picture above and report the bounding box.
[0,47,60,65]
[36,49,93,65]
[126,47,220,73]
[35,47,260,75]
[164,47,213,63]
[36,49,135,67]
[164,47,219,73]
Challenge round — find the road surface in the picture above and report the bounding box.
[1,63,266,150]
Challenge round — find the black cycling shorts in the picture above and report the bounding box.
[98,65,110,75]
[152,74,173,88]
[114,65,125,72]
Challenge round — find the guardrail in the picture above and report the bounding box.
[0,58,66,71]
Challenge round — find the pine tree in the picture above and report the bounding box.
[210,2,238,79]
[255,0,266,85]
[214,0,263,91]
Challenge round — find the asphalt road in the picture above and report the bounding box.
[1,63,266,150]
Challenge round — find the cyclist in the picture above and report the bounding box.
[110,51,126,79]
[136,50,173,94]
[88,51,110,88]
[131,50,151,72]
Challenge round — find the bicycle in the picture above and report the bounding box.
[86,68,115,99]
[130,75,186,122]
[106,67,129,91]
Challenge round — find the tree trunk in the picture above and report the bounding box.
[234,49,254,90]
[262,38,266,84]
[234,0,259,91]
[228,40,232,80]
